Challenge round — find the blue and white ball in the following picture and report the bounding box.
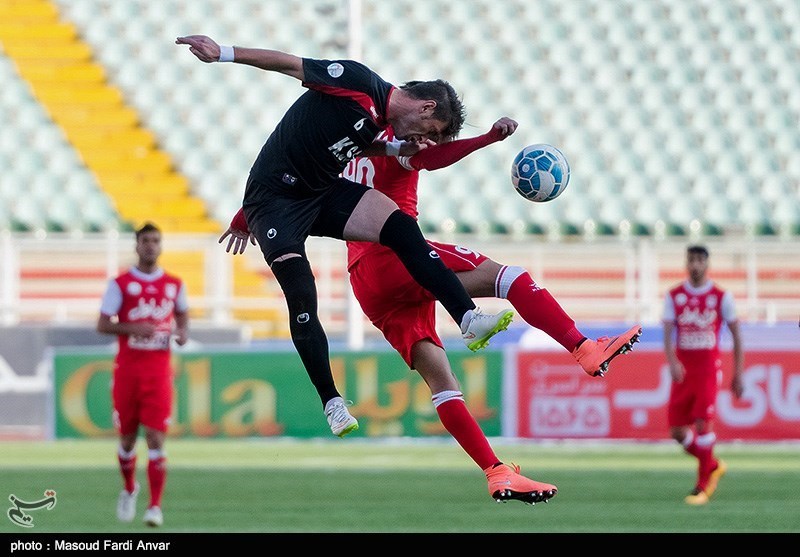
[511,144,570,202]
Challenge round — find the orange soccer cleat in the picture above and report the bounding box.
[572,325,643,377]
[484,463,557,505]
[704,459,728,498]
[684,487,710,505]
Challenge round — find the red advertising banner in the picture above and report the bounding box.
[513,349,800,440]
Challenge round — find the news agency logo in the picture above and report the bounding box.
[7,490,57,528]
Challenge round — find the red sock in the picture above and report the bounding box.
[505,272,585,352]
[684,441,714,490]
[147,456,167,508]
[695,433,718,490]
[435,395,498,471]
[118,452,137,493]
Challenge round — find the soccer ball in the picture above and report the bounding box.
[510,143,570,202]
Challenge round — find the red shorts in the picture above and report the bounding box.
[349,241,488,368]
[667,353,722,427]
[111,354,174,435]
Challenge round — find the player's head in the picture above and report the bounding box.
[686,244,709,284]
[135,222,162,267]
[392,80,465,143]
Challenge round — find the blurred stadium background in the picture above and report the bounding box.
[0,0,798,444]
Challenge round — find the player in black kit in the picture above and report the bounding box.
[176,35,514,437]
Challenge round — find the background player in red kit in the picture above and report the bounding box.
[221,116,641,504]
[663,244,744,505]
[97,222,189,527]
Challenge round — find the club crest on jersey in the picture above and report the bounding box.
[165,283,177,299]
[327,62,344,78]
[126,282,142,296]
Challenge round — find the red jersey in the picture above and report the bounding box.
[662,280,737,362]
[100,267,189,368]
[342,128,420,270]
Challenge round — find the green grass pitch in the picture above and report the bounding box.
[1,439,798,535]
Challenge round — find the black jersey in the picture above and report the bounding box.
[248,58,394,198]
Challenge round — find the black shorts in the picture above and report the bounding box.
[243,175,369,265]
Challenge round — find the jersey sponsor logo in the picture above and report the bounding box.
[129,331,171,351]
[678,331,717,350]
[328,136,362,163]
[327,62,344,78]
[128,298,175,321]
[677,306,717,328]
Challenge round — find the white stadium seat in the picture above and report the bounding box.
[0,0,792,237]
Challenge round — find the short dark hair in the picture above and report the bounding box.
[400,79,466,139]
[687,244,709,258]
[135,222,161,240]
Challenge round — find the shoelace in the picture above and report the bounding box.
[327,400,354,422]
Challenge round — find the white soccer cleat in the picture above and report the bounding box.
[461,308,515,351]
[324,396,359,438]
[143,506,163,527]
[116,482,139,523]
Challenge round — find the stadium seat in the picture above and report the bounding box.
[81,194,123,232]
[0,0,789,244]
[738,198,775,236]
[46,195,84,233]
[772,201,800,236]
[10,196,48,232]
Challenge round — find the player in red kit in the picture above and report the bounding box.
[97,222,189,527]
[221,116,641,504]
[663,244,744,505]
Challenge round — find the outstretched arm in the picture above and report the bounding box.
[407,117,517,171]
[176,35,304,80]
[361,138,436,158]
